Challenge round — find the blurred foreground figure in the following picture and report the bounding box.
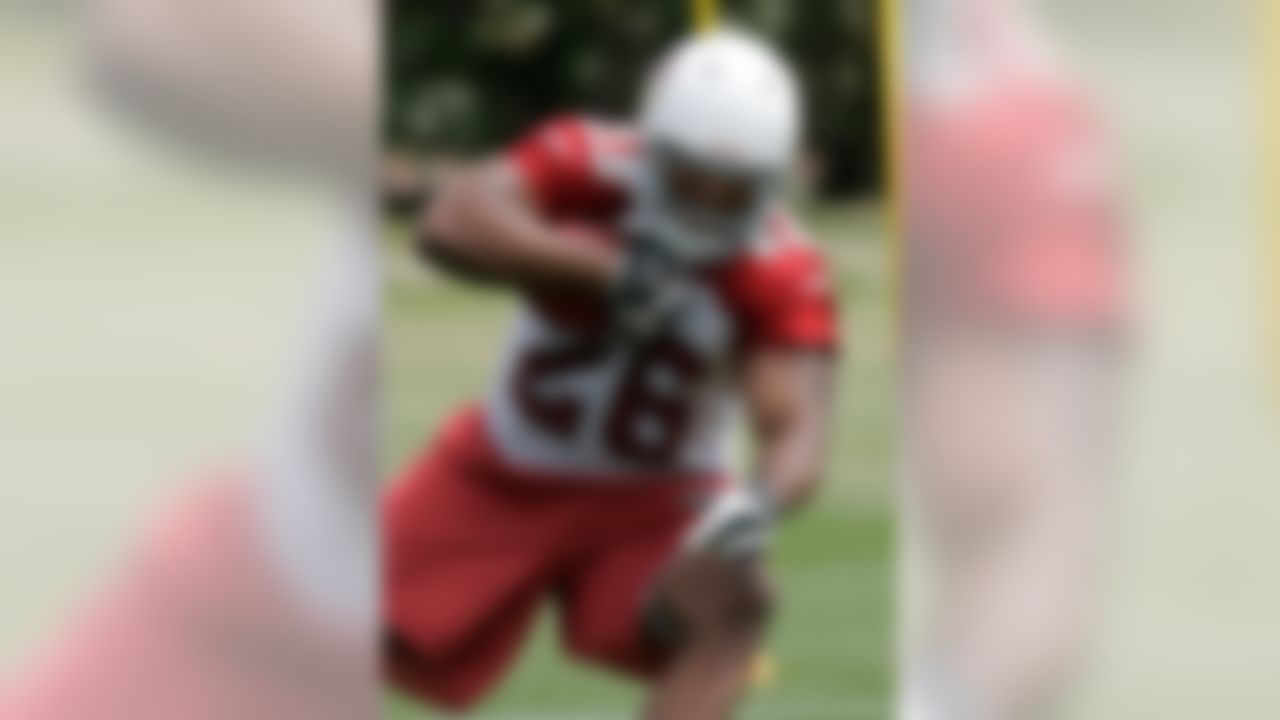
[384,28,838,719]
[0,0,377,718]
[901,0,1127,718]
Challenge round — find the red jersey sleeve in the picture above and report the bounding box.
[506,114,628,220]
[722,226,841,353]
[751,249,840,351]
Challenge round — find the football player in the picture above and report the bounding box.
[384,28,841,720]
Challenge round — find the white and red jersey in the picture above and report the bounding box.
[461,114,838,482]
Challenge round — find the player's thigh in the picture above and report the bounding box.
[557,491,701,678]
[561,538,683,677]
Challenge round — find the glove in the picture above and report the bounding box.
[682,484,775,561]
[609,221,695,343]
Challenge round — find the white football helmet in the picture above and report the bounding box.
[634,27,802,263]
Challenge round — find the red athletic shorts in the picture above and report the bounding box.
[383,406,722,711]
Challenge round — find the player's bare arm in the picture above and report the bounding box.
[673,342,836,566]
[417,160,621,293]
[665,350,835,614]
[745,348,836,513]
[679,347,836,557]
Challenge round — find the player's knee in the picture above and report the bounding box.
[703,576,775,643]
[733,578,775,633]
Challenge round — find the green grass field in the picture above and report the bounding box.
[382,201,894,719]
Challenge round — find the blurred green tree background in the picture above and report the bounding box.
[386,0,884,199]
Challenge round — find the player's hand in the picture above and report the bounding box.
[609,222,696,343]
[682,485,775,561]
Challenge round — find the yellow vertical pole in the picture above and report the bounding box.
[878,0,904,359]
[693,0,719,33]
[877,0,906,705]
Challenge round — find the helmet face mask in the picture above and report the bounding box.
[633,27,801,265]
[642,141,774,263]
